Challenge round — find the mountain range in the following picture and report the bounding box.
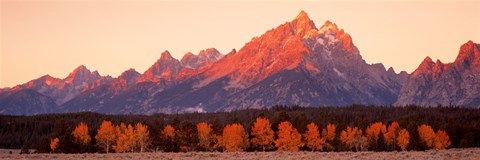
[1,11,479,115]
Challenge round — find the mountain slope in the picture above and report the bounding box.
[6,11,478,115]
[142,11,407,113]
[396,41,480,107]
[0,89,58,115]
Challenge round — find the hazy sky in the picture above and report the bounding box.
[1,0,479,88]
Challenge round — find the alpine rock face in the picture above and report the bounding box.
[8,65,102,105]
[396,41,480,107]
[1,11,476,115]
[144,11,406,113]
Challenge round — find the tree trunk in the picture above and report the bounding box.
[106,140,109,153]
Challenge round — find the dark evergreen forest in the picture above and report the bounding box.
[1,105,479,153]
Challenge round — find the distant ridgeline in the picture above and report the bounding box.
[2,11,480,116]
[1,105,479,153]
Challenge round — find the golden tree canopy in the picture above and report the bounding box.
[418,124,436,148]
[162,125,176,141]
[95,120,117,153]
[221,123,249,152]
[50,137,60,152]
[434,130,451,150]
[134,123,150,153]
[340,126,366,151]
[72,122,91,145]
[384,121,400,145]
[366,122,386,141]
[397,129,410,151]
[303,122,325,151]
[113,123,136,153]
[275,121,304,151]
[250,117,275,152]
[197,122,213,151]
[322,123,336,142]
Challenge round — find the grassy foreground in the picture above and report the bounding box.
[1,148,479,160]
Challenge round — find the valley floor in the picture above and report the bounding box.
[1,148,479,160]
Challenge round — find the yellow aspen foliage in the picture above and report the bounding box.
[221,123,249,152]
[434,130,451,150]
[340,126,366,151]
[134,123,150,153]
[397,129,410,151]
[197,122,213,151]
[303,122,325,151]
[384,121,400,145]
[213,134,225,151]
[113,123,136,153]
[322,123,336,142]
[50,137,60,152]
[418,124,436,148]
[162,125,176,140]
[72,122,91,145]
[250,117,275,152]
[275,121,304,151]
[366,122,386,141]
[322,123,336,151]
[95,120,117,153]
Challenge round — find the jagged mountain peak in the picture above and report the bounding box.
[454,41,480,68]
[65,65,101,85]
[160,50,176,61]
[199,48,219,56]
[181,52,195,62]
[291,10,317,37]
[319,20,339,33]
[22,74,62,89]
[119,68,140,79]
[229,48,237,54]
[181,48,224,70]
[295,10,309,20]
[138,51,182,83]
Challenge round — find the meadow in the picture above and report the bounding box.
[1,148,479,160]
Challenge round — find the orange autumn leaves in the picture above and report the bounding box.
[418,124,451,150]
[72,122,91,145]
[340,122,411,151]
[275,121,304,151]
[90,120,150,153]
[250,117,275,151]
[61,118,451,153]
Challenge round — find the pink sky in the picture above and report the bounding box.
[1,0,479,88]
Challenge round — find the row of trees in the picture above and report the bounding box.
[49,117,450,153]
[1,105,477,152]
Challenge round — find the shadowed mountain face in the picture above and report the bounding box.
[396,41,480,107]
[2,11,476,115]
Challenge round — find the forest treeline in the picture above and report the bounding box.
[1,105,479,153]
